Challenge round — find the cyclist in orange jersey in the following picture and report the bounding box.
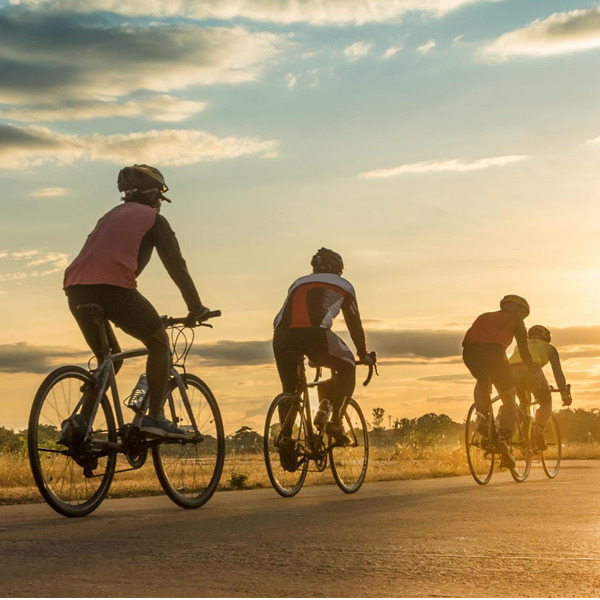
[462,295,535,468]
[509,324,572,450]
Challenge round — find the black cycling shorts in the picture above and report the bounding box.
[462,343,514,394]
[66,284,162,343]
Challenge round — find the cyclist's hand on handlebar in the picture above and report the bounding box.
[184,306,211,327]
[359,351,377,367]
[562,391,573,407]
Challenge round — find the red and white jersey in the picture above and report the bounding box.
[274,273,366,356]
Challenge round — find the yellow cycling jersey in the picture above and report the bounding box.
[509,338,555,367]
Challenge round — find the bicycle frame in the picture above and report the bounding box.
[74,347,202,453]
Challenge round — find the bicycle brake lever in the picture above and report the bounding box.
[200,322,213,328]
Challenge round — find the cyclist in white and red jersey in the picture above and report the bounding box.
[509,324,572,450]
[462,294,535,467]
[63,164,210,438]
[273,247,374,445]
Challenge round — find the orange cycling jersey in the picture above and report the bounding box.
[462,310,517,349]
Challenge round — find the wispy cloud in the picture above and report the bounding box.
[383,46,401,59]
[359,155,531,178]
[1,95,207,123]
[29,187,68,197]
[343,41,373,61]
[285,73,298,89]
[0,12,286,107]
[481,6,600,60]
[0,249,70,283]
[0,124,279,169]
[417,39,436,54]
[11,1,506,26]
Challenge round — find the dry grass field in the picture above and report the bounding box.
[2,442,600,505]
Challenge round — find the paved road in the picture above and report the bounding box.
[2,462,600,597]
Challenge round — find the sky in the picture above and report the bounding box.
[2,0,600,434]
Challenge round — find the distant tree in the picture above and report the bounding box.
[227,426,263,454]
[372,407,385,430]
[0,427,25,454]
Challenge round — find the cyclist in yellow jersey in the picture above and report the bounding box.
[509,324,572,450]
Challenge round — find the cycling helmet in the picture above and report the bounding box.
[117,164,171,202]
[311,247,344,276]
[500,294,530,317]
[528,324,551,343]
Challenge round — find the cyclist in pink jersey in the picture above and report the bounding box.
[462,295,535,468]
[63,164,210,439]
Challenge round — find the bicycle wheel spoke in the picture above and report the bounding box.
[330,399,368,493]
[465,404,494,485]
[541,414,561,478]
[28,367,117,517]
[264,393,308,497]
[153,374,224,508]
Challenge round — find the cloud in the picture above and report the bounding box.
[285,73,298,89]
[0,124,279,169]
[0,249,70,282]
[1,95,207,123]
[191,340,273,367]
[368,329,463,359]
[11,1,506,26]
[383,46,401,59]
[29,187,69,197]
[419,374,472,383]
[343,41,373,61]
[481,6,600,60]
[7,323,600,374]
[416,39,436,54]
[359,155,530,178]
[0,342,86,373]
[0,11,286,106]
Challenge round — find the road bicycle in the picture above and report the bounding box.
[465,394,532,485]
[264,353,377,497]
[518,385,568,479]
[28,304,225,517]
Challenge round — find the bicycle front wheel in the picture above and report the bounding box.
[264,393,309,497]
[28,366,117,517]
[465,403,494,485]
[153,374,225,509]
[330,398,369,494]
[510,410,532,483]
[541,414,561,478]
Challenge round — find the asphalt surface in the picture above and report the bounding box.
[2,461,600,597]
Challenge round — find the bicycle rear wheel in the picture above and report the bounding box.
[465,403,494,485]
[541,414,561,478]
[264,393,309,497]
[510,410,532,482]
[153,373,225,509]
[330,398,369,493]
[28,366,117,517]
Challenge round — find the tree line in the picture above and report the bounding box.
[2,408,600,455]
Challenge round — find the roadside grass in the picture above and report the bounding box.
[3,443,600,505]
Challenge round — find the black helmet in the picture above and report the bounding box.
[500,294,530,318]
[528,324,551,343]
[117,164,171,202]
[311,247,344,275]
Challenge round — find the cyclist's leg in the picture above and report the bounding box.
[100,286,168,418]
[66,285,112,423]
[532,369,552,428]
[273,329,302,436]
[306,330,356,441]
[462,344,493,420]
